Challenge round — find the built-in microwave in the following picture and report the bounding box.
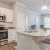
[0,16,6,22]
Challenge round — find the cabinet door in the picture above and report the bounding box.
[10,30,15,40]
[0,7,5,15]
[8,29,15,43]
[5,9,13,22]
[16,12,26,31]
[8,31,11,42]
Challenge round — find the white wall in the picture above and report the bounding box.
[26,10,41,30]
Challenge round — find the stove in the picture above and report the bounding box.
[0,26,8,46]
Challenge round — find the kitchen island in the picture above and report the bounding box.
[17,29,49,50]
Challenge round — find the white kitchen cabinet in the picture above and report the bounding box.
[12,2,26,31]
[40,42,50,50]
[5,9,13,22]
[8,29,16,43]
[0,7,5,15]
[0,7,13,22]
[16,11,26,31]
[14,3,26,31]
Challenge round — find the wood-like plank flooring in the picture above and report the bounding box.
[0,42,17,50]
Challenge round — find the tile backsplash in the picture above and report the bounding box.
[0,22,13,27]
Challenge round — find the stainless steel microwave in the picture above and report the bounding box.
[0,16,6,22]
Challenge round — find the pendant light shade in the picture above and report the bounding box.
[41,0,47,10]
[41,5,47,10]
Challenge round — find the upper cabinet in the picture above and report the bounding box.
[16,11,26,31]
[0,7,5,15]
[13,3,26,31]
[5,9,13,22]
[0,7,13,22]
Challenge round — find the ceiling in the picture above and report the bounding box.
[0,0,50,14]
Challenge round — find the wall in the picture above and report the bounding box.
[0,2,13,27]
[26,10,41,30]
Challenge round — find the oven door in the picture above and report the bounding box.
[0,32,3,40]
[3,31,8,39]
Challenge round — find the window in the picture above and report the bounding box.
[44,17,50,28]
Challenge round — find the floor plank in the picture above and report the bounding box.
[0,42,17,50]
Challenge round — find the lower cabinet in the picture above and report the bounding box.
[8,29,16,43]
[40,42,50,50]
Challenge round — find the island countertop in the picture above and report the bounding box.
[17,29,49,36]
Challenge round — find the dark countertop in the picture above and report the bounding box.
[42,39,50,44]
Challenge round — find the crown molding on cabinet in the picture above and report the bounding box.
[16,2,27,7]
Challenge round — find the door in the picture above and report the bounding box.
[0,7,5,15]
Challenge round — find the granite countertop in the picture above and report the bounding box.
[17,29,48,36]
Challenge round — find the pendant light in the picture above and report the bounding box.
[41,0,47,10]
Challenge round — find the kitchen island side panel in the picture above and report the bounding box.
[17,33,40,50]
